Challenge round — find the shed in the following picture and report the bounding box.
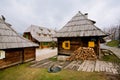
[0,17,38,69]
[54,11,107,59]
[23,25,57,48]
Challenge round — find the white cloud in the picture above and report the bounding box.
[0,0,120,33]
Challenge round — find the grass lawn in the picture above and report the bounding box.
[0,63,107,80]
[49,56,57,61]
[101,54,120,63]
[106,40,119,47]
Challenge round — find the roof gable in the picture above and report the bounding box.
[24,25,57,42]
[54,11,107,37]
[0,18,38,49]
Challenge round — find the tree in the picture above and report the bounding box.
[103,25,119,40]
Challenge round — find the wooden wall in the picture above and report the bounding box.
[23,47,36,62]
[58,37,99,56]
[0,49,23,69]
[23,32,32,40]
[0,47,36,69]
[23,32,37,43]
[24,33,51,49]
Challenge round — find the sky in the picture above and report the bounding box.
[0,0,120,33]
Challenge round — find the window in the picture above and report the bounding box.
[88,41,95,47]
[40,28,43,31]
[25,34,29,39]
[37,32,41,36]
[43,34,47,36]
[0,50,5,59]
[48,29,51,32]
[49,34,51,37]
[38,33,41,36]
[43,42,48,45]
[62,41,70,49]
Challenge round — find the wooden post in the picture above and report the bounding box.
[98,38,101,59]
[57,38,59,55]
[22,49,24,63]
[118,25,120,47]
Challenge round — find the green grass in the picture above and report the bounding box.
[101,55,120,63]
[106,40,119,47]
[49,56,57,61]
[0,63,107,80]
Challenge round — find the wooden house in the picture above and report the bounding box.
[54,11,107,59]
[0,17,38,69]
[23,25,57,48]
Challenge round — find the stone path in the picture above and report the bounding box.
[30,59,119,74]
[100,44,120,59]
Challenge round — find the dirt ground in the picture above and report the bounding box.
[105,73,120,80]
[36,48,57,61]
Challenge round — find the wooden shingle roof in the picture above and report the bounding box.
[0,18,38,49]
[54,11,107,37]
[24,25,57,42]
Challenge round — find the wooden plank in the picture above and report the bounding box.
[95,60,100,72]
[78,60,87,71]
[87,61,95,72]
[64,61,76,69]
[86,61,92,72]
[82,60,89,71]
[35,61,53,68]
[111,68,118,74]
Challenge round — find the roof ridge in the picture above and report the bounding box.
[0,20,38,49]
[54,11,107,37]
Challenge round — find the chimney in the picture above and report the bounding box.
[78,11,81,13]
[1,15,6,21]
[84,13,88,18]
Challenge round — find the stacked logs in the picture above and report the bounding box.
[66,47,97,61]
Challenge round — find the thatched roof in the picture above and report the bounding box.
[24,25,57,42]
[0,17,38,49]
[54,11,107,38]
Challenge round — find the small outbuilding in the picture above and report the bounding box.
[54,11,107,59]
[23,25,57,48]
[0,17,38,69]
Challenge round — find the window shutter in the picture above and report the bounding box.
[0,50,5,59]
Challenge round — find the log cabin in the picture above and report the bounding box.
[0,16,38,69]
[54,11,107,60]
[23,25,57,48]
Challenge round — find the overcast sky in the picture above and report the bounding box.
[0,0,120,33]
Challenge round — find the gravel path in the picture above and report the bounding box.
[36,48,57,61]
[100,44,120,59]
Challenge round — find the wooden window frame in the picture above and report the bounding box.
[62,41,70,49]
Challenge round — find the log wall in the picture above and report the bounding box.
[23,47,36,62]
[23,32,37,43]
[0,47,36,69]
[0,49,23,69]
[58,37,99,56]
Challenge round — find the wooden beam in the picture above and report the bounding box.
[98,38,101,59]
